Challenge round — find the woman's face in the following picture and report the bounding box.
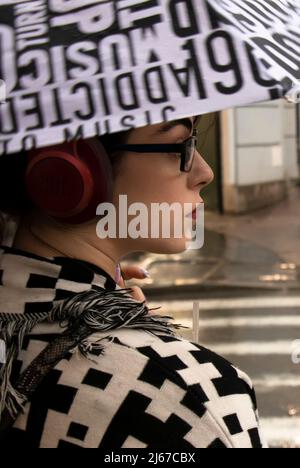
[109,116,214,255]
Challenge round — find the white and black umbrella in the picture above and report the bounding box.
[0,0,299,156]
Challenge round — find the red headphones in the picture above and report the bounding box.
[25,138,114,224]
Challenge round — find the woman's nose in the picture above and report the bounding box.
[192,150,214,189]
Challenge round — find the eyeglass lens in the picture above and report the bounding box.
[184,137,196,172]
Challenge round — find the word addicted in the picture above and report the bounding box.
[96,195,205,251]
[0,80,6,104]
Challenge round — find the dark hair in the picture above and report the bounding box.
[0,151,31,216]
[0,130,131,218]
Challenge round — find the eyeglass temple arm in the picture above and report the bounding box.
[108,129,197,154]
[108,143,185,153]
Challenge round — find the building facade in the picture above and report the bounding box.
[200,101,299,214]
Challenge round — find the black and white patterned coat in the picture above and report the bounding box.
[0,246,265,448]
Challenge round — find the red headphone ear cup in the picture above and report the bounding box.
[25,139,114,224]
[70,138,114,224]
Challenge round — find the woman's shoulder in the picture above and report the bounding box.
[14,328,264,448]
[111,329,259,405]
[65,329,264,448]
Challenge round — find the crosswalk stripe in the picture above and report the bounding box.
[173,316,300,328]
[253,374,300,388]
[260,418,300,447]
[200,341,296,355]
[149,297,300,311]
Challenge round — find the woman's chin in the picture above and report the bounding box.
[145,238,189,255]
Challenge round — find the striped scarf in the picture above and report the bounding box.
[0,247,185,426]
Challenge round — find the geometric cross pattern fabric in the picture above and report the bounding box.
[0,246,265,448]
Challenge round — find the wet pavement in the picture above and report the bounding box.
[124,228,300,296]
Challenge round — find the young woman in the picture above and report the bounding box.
[0,117,264,448]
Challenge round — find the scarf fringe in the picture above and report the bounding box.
[77,336,115,362]
[0,287,188,423]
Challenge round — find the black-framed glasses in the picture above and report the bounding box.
[109,129,198,173]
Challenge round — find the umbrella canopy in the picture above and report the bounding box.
[0,0,299,156]
[207,0,300,100]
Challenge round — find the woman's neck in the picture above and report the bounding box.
[13,218,121,282]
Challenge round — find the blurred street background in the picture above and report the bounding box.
[125,100,300,448]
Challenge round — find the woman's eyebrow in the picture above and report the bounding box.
[159,118,193,133]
